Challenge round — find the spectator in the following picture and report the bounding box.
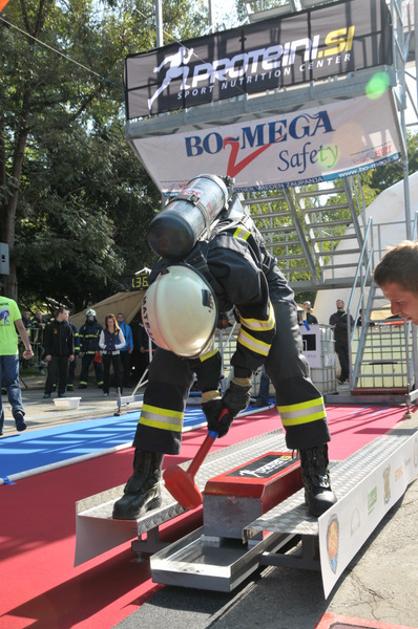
[329,299,354,385]
[43,307,75,399]
[67,318,80,391]
[0,292,34,434]
[254,364,271,407]
[78,308,104,389]
[303,301,318,325]
[21,310,31,329]
[29,311,46,372]
[374,241,418,324]
[99,314,126,396]
[356,308,375,327]
[116,312,134,387]
[137,317,155,376]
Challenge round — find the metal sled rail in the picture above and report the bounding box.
[151,417,418,593]
[75,430,287,565]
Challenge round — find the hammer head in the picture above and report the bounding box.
[163,465,202,510]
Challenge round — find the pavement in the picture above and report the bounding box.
[0,373,143,437]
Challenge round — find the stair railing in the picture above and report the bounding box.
[346,218,375,388]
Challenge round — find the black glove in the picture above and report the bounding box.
[222,381,251,417]
[202,399,234,438]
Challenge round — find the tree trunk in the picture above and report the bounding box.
[2,0,47,299]
[3,92,30,300]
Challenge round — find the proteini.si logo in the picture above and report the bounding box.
[147,26,355,110]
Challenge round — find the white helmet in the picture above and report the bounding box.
[86,308,96,317]
[141,265,217,358]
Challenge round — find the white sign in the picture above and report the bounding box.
[0,243,9,275]
[133,92,400,193]
[318,432,418,598]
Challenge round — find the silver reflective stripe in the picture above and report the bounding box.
[279,402,325,421]
[140,409,183,429]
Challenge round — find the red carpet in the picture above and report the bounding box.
[0,405,408,628]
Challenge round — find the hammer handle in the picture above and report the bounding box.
[188,431,217,477]
[188,406,230,477]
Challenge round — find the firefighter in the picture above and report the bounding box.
[113,176,336,520]
[67,320,80,391]
[78,309,104,389]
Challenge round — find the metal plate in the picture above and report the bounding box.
[151,526,294,592]
[244,429,417,540]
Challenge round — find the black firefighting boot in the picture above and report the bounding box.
[112,449,163,520]
[299,444,337,517]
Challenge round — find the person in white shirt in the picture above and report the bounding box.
[99,314,125,396]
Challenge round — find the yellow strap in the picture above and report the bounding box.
[233,226,251,241]
[277,396,324,413]
[280,411,326,427]
[238,328,271,356]
[141,403,183,419]
[239,304,275,332]
[139,417,183,432]
[199,349,219,362]
[139,404,184,432]
[201,390,221,402]
[233,377,252,387]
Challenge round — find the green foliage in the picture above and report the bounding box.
[365,133,418,193]
[0,0,205,308]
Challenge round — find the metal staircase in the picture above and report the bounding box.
[330,216,418,405]
[244,175,365,291]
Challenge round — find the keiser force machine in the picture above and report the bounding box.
[76,418,418,596]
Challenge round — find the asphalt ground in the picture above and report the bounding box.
[1,374,143,436]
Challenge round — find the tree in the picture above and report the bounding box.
[0,0,206,302]
[365,133,418,194]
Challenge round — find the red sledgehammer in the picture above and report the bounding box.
[163,408,229,509]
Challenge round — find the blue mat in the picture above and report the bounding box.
[0,406,207,483]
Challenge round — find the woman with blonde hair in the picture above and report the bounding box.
[99,314,126,396]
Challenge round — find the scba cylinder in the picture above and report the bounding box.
[147,174,229,259]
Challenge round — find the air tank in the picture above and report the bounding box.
[147,174,229,259]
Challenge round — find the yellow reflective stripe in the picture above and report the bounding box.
[139,404,184,432]
[277,396,326,427]
[199,349,219,362]
[140,417,183,432]
[278,396,324,413]
[233,226,251,241]
[141,403,183,419]
[280,411,326,427]
[238,328,271,356]
[278,401,324,421]
[239,305,275,332]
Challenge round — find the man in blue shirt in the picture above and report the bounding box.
[117,312,134,387]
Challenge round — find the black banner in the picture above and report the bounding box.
[229,455,294,479]
[125,0,392,120]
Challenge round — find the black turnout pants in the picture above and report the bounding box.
[133,300,330,455]
[45,356,69,395]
